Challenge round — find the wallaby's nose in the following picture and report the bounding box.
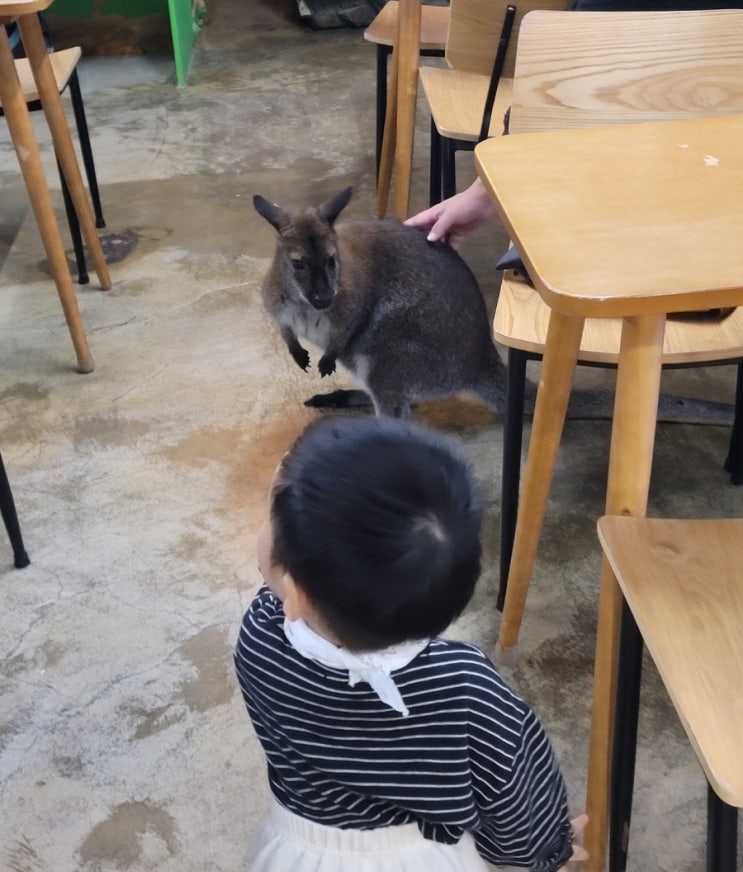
[310,291,334,310]
[309,277,335,310]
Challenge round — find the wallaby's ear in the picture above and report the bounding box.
[253,195,291,233]
[317,187,353,224]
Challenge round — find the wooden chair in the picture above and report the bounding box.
[2,16,105,285]
[0,453,30,569]
[418,0,571,205]
[364,1,449,178]
[494,8,743,640]
[598,515,742,871]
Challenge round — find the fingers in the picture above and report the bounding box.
[404,204,443,230]
[570,814,588,837]
[425,215,454,243]
[568,813,589,864]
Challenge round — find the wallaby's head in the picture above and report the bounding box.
[253,187,353,311]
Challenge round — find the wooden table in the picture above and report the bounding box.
[1,0,110,373]
[375,0,421,219]
[475,114,743,872]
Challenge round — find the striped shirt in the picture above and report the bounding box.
[235,587,573,871]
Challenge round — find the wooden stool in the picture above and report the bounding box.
[598,516,742,871]
[0,0,111,373]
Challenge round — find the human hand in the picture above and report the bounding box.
[404,178,497,249]
[557,814,589,870]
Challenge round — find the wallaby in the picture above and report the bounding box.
[253,187,506,418]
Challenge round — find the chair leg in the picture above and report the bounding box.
[498,347,528,611]
[57,154,89,285]
[442,135,457,200]
[724,362,743,485]
[429,118,442,207]
[375,45,390,181]
[706,786,738,872]
[67,70,104,229]
[0,453,30,569]
[608,599,644,872]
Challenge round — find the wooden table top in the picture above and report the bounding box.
[476,114,743,318]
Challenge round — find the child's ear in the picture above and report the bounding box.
[283,575,310,622]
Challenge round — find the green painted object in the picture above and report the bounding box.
[49,0,168,15]
[46,0,205,86]
[169,0,206,86]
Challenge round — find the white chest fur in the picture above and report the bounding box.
[279,302,332,351]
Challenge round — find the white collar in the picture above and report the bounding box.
[283,618,429,717]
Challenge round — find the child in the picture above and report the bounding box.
[235,416,586,871]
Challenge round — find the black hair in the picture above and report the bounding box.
[270,416,483,651]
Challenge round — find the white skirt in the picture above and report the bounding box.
[250,798,492,872]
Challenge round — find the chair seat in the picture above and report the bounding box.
[598,515,743,809]
[495,272,743,364]
[364,1,449,50]
[0,46,81,105]
[419,66,513,140]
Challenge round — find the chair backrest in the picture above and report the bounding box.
[509,8,743,133]
[445,0,572,78]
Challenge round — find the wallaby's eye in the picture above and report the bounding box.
[291,258,305,272]
[327,255,336,270]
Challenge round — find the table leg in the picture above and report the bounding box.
[583,314,666,872]
[18,13,111,291]
[376,33,398,218]
[393,0,420,220]
[496,311,585,663]
[375,0,421,219]
[0,26,94,373]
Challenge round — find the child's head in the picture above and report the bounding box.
[266,416,483,651]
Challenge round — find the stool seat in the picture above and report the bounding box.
[6,45,79,99]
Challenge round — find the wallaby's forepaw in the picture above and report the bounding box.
[290,347,311,371]
[318,356,336,377]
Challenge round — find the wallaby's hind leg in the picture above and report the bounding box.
[304,390,373,410]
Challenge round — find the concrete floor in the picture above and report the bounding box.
[1,1,741,869]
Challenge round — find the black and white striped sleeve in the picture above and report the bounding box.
[463,659,573,871]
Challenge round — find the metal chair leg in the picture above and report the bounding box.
[608,599,644,872]
[441,134,457,200]
[57,154,89,284]
[724,362,743,485]
[0,453,30,569]
[375,44,390,180]
[429,118,442,207]
[67,69,104,229]
[498,347,528,610]
[706,786,738,872]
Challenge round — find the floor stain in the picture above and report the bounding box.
[78,801,178,869]
[177,626,233,714]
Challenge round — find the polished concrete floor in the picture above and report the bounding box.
[1,1,741,869]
